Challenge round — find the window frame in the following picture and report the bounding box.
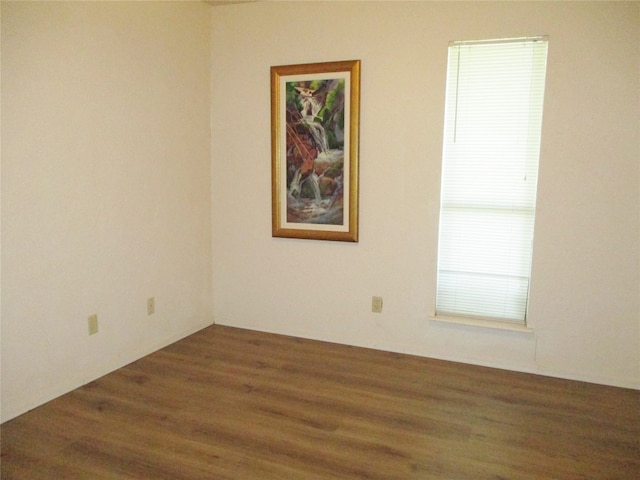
[434,36,549,325]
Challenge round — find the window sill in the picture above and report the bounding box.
[429,315,534,333]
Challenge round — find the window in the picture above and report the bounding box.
[435,37,549,324]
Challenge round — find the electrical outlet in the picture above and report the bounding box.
[147,297,155,316]
[372,296,383,313]
[88,314,98,335]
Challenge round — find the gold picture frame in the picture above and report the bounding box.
[271,60,360,242]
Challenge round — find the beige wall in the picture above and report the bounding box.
[1,1,213,421]
[211,2,639,388]
[1,0,638,423]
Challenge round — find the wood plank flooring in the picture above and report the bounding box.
[2,324,639,479]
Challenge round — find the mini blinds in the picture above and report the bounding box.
[436,37,548,323]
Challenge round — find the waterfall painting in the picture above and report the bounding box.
[271,60,360,242]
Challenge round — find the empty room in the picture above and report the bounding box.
[1,1,638,478]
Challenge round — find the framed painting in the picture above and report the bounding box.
[271,60,360,242]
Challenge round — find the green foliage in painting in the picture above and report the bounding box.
[309,79,324,90]
[286,82,301,110]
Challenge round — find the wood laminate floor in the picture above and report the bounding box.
[1,325,639,479]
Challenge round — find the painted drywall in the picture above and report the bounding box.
[211,1,640,389]
[1,1,213,422]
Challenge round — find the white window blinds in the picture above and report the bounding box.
[436,37,549,323]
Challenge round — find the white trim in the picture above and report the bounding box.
[450,36,548,47]
[430,314,534,333]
